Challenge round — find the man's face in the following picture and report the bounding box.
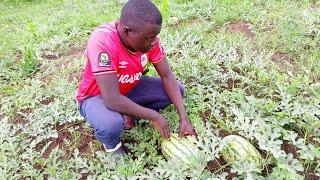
[125,23,161,53]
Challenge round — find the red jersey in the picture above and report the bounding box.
[76,21,165,102]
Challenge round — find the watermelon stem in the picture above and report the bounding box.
[212,160,232,174]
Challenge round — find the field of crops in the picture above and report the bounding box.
[0,0,319,179]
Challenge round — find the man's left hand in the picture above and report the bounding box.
[178,118,196,138]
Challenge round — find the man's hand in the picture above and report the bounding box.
[178,118,196,138]
[150,113,170,139]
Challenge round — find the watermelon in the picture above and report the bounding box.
[221,135,262,166]
[161,133,200,165]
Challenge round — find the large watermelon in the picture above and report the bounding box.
[221,135,262,166]
[161,133,200,165]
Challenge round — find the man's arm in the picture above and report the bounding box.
[153,58,187,120]
[153,58,196,137]
[95,73,170,138]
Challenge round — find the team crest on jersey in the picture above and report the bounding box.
[98,53,111,67]
[141,54,148,67]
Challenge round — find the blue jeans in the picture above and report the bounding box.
[79,76,185,149]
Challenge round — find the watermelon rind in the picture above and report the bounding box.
[221,135,263,167]
[161,133,200,165]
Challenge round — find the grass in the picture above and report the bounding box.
[0,0,319,179]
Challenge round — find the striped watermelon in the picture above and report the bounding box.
[221,135,262,166]
[161,133,200,165]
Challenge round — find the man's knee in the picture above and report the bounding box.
[94,113,124,146]
[97,125,122,141]
[96,113,123,131]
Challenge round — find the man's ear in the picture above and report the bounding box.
[122,26,131,36]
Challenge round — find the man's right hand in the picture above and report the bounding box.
[150,113,170,139]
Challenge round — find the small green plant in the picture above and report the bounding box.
[160,0,169,20]
[20,46,39,77]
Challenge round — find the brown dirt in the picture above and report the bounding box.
[304,163,320,180]
[226,21,255,39]
[271,52,293,64]
[15,51,23,62]
[207,157,227,173]
[167,17,182,28]
[187,76,196,84]
[40,97,55,105]
[76,126,98,156]
[40,62,78,85]
[35,122,98,160]
[54,59,72,70]
[14,129,23,136]
[236,47,244,61]
[271,51,298,74]
[226,172,238,180]
[167,17,201,28]
[14,46,85,76]
[219,65,243,90]
[307,134,319,146]
[261,21,274,33]
[199,109,212,121]
[212,26,220,33]
[62,45,86,58]
[220,66,229,74]
[218,129,229,138]
[45,46,86,61]
[232,67,244,75]
[261,163,276,177]
[34,163,44,170]
[80,173,90,180]
[219,107,227,117]
[305,173,320,180]
[11,113,28,124]
[188,18,203,26]
[34,138,50,153]
[42,126,73,159]
[227,78,241,90]
[20,108,32,114]
[38,46,86,85]
[68,71,82,83]
[207,157,237,179]
[281,140,298,158]
[11,108,33,125]
[40,75,52,84]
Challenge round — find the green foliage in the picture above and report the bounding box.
[160,0,169,20]
[0,0,319,179]
[20,46,39,77]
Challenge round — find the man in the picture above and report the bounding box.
[76,0,196,154]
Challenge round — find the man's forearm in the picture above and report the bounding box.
[162,74,188,120]
[106,95,159,120]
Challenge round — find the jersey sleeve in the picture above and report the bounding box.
[147,37,166,64]
[87,31,118,76]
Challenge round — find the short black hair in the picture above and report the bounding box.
[120,0,162,28]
